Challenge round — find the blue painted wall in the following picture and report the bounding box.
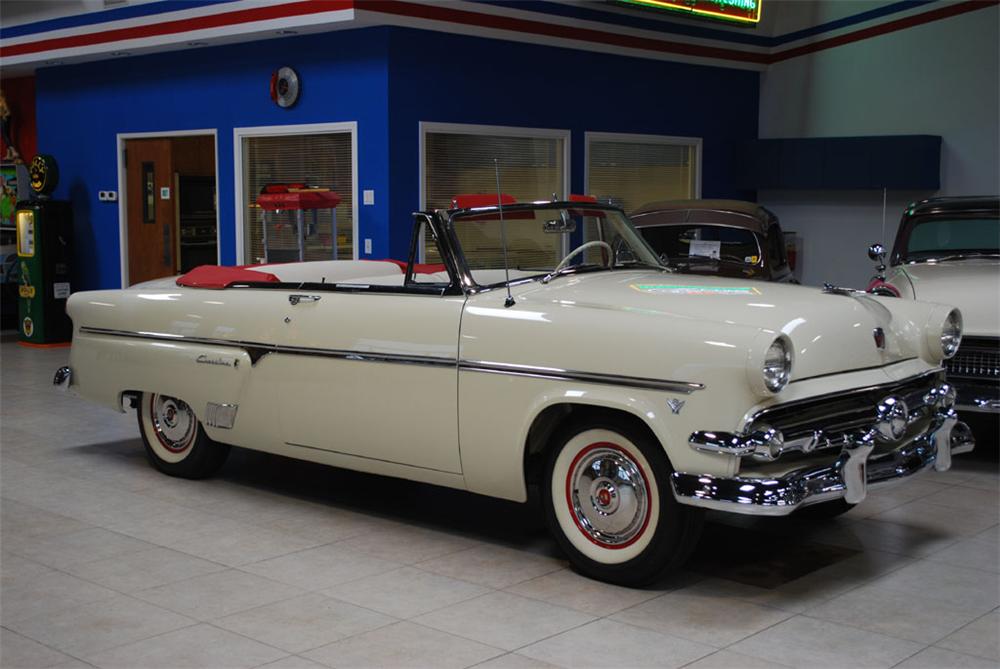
[387,28,759,260]
[36,27,391,290]
[35,25,758,289]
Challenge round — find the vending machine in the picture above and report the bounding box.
[16,154,73,345]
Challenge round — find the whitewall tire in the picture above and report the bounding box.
[543,415,702,586]
[138,392,230,479]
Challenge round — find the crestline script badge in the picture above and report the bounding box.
[196,354,238,368]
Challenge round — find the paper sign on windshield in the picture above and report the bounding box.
[689,240,721,259]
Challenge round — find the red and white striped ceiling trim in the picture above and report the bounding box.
[1,0,995,72]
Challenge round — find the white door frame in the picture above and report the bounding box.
[116,129,220,288]
[584,131,703,201]
[233,121,359,265]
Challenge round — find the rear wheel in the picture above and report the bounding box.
[543,415,703,586]
[138,392,230,479]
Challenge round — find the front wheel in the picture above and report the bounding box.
[138,392,230,479]
[543,416,703,586]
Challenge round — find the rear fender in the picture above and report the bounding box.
[69,332,252,440]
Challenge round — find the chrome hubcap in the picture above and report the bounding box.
[569,445,649,548]
[151,395,195,452]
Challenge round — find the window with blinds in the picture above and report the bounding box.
[423,128,566,262]
[586,136,699,214]
[242,132,353,264]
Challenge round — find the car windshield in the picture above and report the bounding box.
[639,224,763,266]
[903,216,1000,261]
[448,205,663,287]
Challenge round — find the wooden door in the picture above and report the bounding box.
[125,138,175,285]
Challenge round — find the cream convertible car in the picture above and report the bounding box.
[57,200,974,585]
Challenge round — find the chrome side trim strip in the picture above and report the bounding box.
[789,358,919,384]
[78,326,705,393]
[458,360,704,394]
[78,326,454,368]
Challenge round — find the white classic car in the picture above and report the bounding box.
[868,196,999,415]
[57,199,974,585]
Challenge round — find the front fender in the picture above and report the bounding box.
[458,371,739,503]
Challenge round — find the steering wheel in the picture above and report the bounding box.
[552,241,613,274]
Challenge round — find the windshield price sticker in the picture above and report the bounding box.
[688,240,721,259]
[631,284,763,295]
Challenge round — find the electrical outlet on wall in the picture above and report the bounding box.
[363,190,374,205]
[364,238,372,254]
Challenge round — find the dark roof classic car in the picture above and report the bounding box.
[866,195,999,414]
[886,196,1000,266]
[629,199,795,282]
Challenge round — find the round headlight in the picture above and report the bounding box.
[941,309,962,359]
[762,338,792,393]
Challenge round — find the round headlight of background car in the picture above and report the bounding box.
[941,309,962,358]
[762,337,792,393]
[924,305,963,362]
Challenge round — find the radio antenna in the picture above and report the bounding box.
[881,187,887,248]
[495,158,515,308]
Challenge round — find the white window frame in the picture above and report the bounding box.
[233,121,358,265]
[584,131,703,203]
[115,128,220,288]
[419,121,571,261]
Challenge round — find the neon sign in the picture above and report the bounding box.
[616,0,762,24]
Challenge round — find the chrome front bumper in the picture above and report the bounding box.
[955,380,1000,413]
[672,382,976,516]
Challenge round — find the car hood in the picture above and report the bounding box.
[900,259,1000,336]
[508,270,924,382]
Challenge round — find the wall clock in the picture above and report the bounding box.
[270,67,300,109]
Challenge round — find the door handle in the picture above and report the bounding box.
[288,294,321,305]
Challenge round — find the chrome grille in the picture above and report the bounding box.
[946,337,1000,380]
[740,372,941,472]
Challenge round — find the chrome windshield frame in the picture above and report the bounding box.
[431,201,667,295]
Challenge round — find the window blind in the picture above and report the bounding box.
[587,139,697,214]
[243,133,353,264]
[424,131,565,262]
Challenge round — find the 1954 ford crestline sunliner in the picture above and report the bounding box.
[56,200,975,585]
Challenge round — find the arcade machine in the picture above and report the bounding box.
[16,154,73,345]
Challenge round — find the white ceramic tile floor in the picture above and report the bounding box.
[1,341,998,668]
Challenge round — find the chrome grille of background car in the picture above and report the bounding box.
[741,373,940,470]
[945,337,1000,381]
